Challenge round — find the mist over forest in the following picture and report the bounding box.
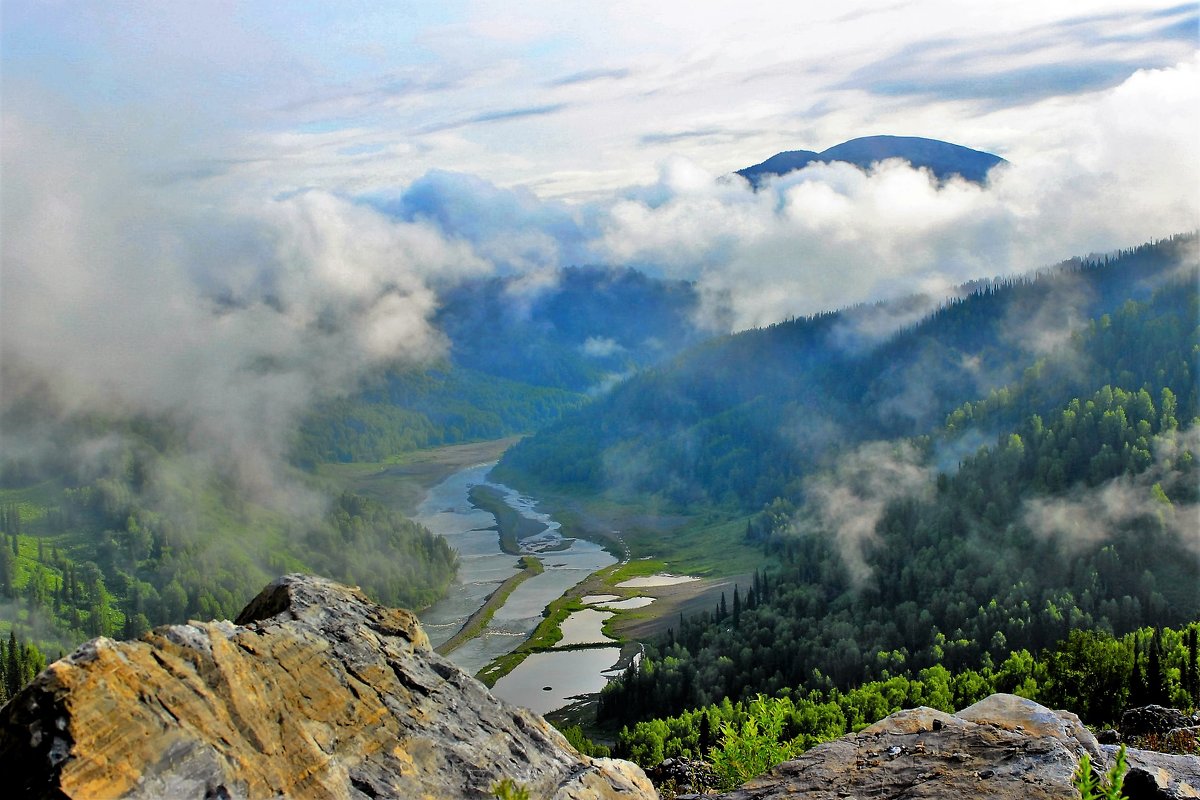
[1,4,1198,790]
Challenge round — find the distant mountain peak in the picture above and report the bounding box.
[736,135,1007,188]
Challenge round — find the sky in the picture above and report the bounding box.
[1,1,1197,505]
[2,1,1196,198]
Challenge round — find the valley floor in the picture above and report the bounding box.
[316,436,520,516]
[321,438,768,707]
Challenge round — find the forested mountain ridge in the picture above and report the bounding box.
[437,265,720,392]
[581,235,1199,727]
[596,374,1198,722]
[495,234,1197,511]
[736,135,1007,188]
[293,362,583,465]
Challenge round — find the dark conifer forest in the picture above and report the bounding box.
[531,235,1199,735]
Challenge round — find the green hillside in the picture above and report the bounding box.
[577,239,1199,726]
[496,235,1197,510]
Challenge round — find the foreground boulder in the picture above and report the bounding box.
[0,574,655,799]
[712,693,1200,799]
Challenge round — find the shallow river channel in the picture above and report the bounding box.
[415,463,622,712]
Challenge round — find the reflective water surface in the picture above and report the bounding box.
[415,463,616,676]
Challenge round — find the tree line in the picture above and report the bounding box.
[595,276,1198,726]
[609,622,1200,778]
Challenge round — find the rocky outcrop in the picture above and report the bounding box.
[712,693,1200,799]
[0,574,655,800]
[646,756,715,796]
[1122,705,1200,741]
[1117,747,1200,799]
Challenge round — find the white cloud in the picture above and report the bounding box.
[7,1,1192,199]
[794,440,934,587]
[581,337,625,358]
[592,58,1200,328]
[1022,426,1200,557]
[0,108,486,510]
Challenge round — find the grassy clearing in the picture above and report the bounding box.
[472,514,771,689]
[597,559,670,583]
[521,483,767,579]
[473,559,675,685]
[475,592,590,687]
[316,437,519,515]
[623,514,766,577]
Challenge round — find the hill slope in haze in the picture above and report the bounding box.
[0,263,721,665]
[736,135,1007,188]
[509,233,1198,727]
[437,265,722,392]
[496,234,1197,511]
[295,265,722,464]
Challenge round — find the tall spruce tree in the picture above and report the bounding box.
[5,630,20,698]
[1147,628,1167,705]
[1186,626,1199,705]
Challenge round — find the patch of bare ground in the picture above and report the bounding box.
[609,573,754,641]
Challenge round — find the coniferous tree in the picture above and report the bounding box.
[1148,628,1167,705]
[1129,637,1147,707]
[699,710,714,755]
[5,630,20,698]
[1186,626,1199,705]
[0,545,11,598]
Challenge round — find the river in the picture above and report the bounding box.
[415,463,617,682]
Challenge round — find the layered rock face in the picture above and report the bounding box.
[713,693,1200,800]
[0,574,655,800]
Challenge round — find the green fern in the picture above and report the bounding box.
[1073,745,1128,800]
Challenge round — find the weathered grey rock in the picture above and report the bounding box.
[955,692,1104,761]
[1123,705,1200,739]
[647,756,715,795]
[712,693,1186,799]
[1112,745,1200,800]
[0,574,656,800]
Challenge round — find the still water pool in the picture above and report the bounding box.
[490,647,623,716]
[415,463,616,679]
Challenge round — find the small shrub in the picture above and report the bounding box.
[708,695,802,790]
[491,777,531,800]
[1072,745,1128,800]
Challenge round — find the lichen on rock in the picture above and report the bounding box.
[0,574,655,800]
